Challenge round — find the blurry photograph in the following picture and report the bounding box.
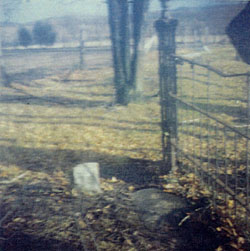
[0,1,249,250]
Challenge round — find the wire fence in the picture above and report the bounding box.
[174,55,250,228]
[156,18,250,232]
[2,46,112,78]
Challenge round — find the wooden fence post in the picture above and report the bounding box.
[155,18,178,172]
[79,29,84,70]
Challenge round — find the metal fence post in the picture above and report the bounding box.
[155,18,178,172]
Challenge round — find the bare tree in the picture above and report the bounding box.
[0,0,22,86]
[58,0,149,105]
[130,0,150,95]
[107,0,130,105]
[106,0,150,105]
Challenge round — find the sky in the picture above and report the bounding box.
[3,0,249,24]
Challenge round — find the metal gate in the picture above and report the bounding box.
[155,17,250,231]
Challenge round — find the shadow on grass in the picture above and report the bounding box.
[0,94,109,108]
[1,232,82,251]
[60,79,94,83]
[179,101,246,120]
[59,81,112,89]
[180,76,222,88]
[179,129,213,140]
[9,67,61,86]
[0,144,161,185]
[65,90,113,97]
[0,112,159,127]
[12,120,158,133]
[90,116,159,126]
[0,138,17,143]
[0,112,159,133]
[179,121,248,140]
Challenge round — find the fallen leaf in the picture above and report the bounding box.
[86,213,94,220]
[238,237,245,246]
[227,200,234,209]
[226,218,233,227]
[102,183,114,191]
[13,217,26,223]
[128,186,135,191]
[230,242,238,249]
[78,220,87,229]
[187,173,195,179]
[162,183,175,189]
[216,246,223,251]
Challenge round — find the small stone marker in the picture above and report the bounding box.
[73,162,102,195]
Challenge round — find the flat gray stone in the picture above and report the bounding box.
[131,188,190,230]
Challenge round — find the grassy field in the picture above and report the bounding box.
[177,44,249,172]
[0,50,162,185]
[3,47,112,75]
[0,43,249,187]
[0,43,249,249]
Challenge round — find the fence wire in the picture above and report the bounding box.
[171,54,250,230]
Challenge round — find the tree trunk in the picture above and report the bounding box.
[130,0,149,93]
[0,28,10,87]
[107,0,130,105]
[106,0,149,105]
[0,1,12,87]
[0,4,6,86]
[119,0,130,85]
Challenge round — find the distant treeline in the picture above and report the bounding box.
[18,21,56,47]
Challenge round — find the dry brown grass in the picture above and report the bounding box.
[0,59,163,183]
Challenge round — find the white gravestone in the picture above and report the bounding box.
[73,162,102,195]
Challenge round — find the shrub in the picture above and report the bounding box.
[18,27,32,47]
[32,21,56,46]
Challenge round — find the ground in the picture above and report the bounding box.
[0,46,249,250]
